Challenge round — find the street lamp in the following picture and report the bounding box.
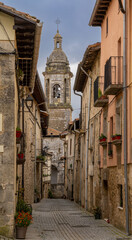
[25,95,33,109]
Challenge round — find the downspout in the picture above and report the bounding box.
[74,90,82,204]
[81,67,92,211]
[74,90,82,128]
[119,0,129,235]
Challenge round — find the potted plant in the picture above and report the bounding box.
[16,127,22,139]
[15,211,32,239]
[36,155,45,161]
[93,206,102,219]
[15,199,32,239]
[18,152,24,160]
[18,68,24,82]
[48,189,53,199]
[115,134,122,140]
[99,133,107,142]
[112,134,122,141]
[98,88,102,98]
[108,149,113,156]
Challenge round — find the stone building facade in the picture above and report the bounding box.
[43,30,73,132]
[43,128,65,198]
[43,30,73,198]
[0,3,48,238]
[74,43,101,210]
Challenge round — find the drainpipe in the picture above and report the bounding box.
[74,90,82,204]
[34,102,46,202]
[119,0,129,235]
[74,90,82,128]
[81,67,92,211]
[123,0,129,235]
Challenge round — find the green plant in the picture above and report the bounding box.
[16,199,32,215]
[98,88,102,98]
[15,211,32,227]
[48,189,53,199]
[16,127,21,131]
[18,68,24,77]
[99,133,107,140]
[36,155,45,161]
[108,150,112,156]
[93,206,102,219]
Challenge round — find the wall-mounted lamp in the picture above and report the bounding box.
[25,95,33,109]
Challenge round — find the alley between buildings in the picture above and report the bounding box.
[20,199,132,240]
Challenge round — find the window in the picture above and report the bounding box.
[106,17,108,36]
[90,123,93,147]
[64,78,66,103]
[118,184,123,207]
[57,42,59,48]
[110,116,113,139]
[46,79,49,102]
[70,139,72,156]
[53,84,61,98]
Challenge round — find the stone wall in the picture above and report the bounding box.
[43,137,64,198]
[0,45,16,237]
[48,107,72,132]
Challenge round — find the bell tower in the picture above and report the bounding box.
[43,30,73,132]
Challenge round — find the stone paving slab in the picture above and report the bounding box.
[16,199,132,240]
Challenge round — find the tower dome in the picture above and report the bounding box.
[45,30,70,73]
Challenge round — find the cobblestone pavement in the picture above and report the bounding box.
[23,199,132,240]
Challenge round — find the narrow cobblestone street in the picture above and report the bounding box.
[21,199,132,240]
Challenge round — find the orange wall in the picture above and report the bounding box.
[101,1,123,76]
[100,0,124,167]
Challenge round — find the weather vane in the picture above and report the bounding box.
[55,18,60,31]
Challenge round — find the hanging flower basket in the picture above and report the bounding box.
[18,153,24,160]
[16,127,22,138]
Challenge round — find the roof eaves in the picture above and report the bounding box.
[74,42,101,92]
[0,4,39,24]
[89,0,111,26]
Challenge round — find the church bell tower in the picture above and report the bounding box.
[43,30,73,132]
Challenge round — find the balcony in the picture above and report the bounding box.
[94,76,108,107]
[104,56,123,95]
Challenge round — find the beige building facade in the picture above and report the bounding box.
[0,3,48,238]
[74,43,101,210]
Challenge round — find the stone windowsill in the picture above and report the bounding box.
[118,206,123,210]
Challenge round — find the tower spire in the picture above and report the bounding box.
[55,18,60,32]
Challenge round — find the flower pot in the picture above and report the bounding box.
[16,226,27,239]
[115,135,121,140]
[18,153,24,160]
[100,138,106,142]
[16,130,22,138]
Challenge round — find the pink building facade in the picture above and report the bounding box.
[90,0,132,234]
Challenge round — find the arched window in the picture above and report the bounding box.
[53,84,61,98]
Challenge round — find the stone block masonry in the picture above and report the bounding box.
[0,45,16,238]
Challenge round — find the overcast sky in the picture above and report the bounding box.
[2,0,100,119]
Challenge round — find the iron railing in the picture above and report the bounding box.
[94,76,104,103]
[104,56,123,91]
